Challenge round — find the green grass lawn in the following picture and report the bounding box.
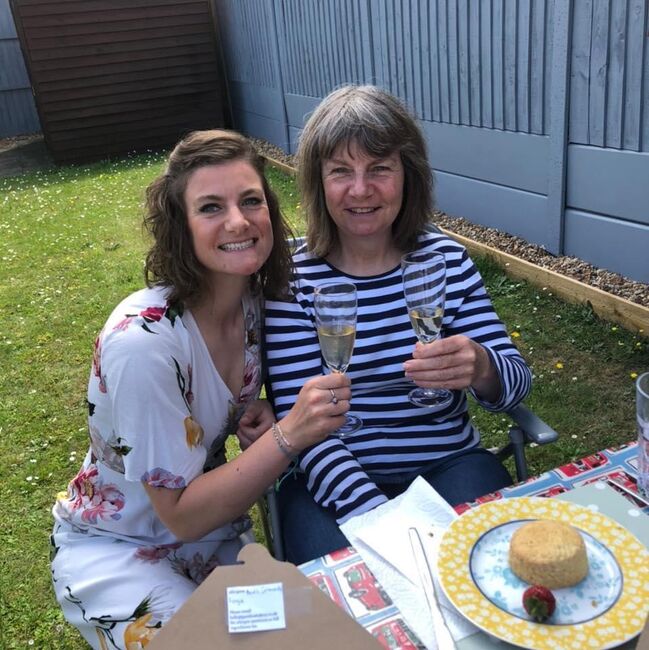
[1,153,647,648]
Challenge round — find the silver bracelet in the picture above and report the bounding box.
[273,420,294,449]
[272,422,295,459]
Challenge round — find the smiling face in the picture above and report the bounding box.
[184,160,273,282]
[321,140,405,247]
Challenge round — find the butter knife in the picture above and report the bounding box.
[606,477,649,507]
[408,527,455,650]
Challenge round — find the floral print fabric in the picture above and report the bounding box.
[51,285,262,649]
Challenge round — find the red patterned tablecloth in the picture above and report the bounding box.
[298,441,645,649]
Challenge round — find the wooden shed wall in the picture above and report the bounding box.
[10,0,228,163]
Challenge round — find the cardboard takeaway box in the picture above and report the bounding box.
[149,543,381,649]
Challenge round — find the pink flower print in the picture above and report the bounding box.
[92,335,107,393]
[69,465,125,524]
[140,306,166,322]
[134,542,182,564]
[113,306,166,333]
[112,315,135,332]
[141,468,186,489]
[239,357,261,404]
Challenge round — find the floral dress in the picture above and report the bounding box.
[51,285,263,650]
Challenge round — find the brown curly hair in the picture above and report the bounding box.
[297,85,434,258]
[144,129,293,305]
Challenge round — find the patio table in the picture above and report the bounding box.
[298,441,648,649]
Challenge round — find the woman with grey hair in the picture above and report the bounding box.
[265,86,532,564]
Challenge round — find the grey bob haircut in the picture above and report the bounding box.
[296,85,435,258]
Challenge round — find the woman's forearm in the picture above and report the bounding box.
[144,427,292,542]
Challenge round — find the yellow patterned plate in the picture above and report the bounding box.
[437,498,649,650]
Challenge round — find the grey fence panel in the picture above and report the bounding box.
[606,0,627,149]
[369,0,548,133]
[280,0,371,96]
[0,89,40,137]
[278,0,373,151]
[492,0,504,129]
[589,0,608,148]
[0,0,16,37]
[0,39,27,88]
[567,146,649,226]
[624,0,646,150]
[569,0,649,151]
[0,0,40,137]
[569,0,592,146]
[436,170,550,246]
[504,0,517,131]
[211,0,648,283]
[213,0,288,147]
[217,0,276,87]
[468,0,480,126]
[564,209,649,283]
[478,1,492,128]
[424,121,548,194]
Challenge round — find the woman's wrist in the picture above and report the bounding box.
[471,342,501,401]
[271,421,298,459]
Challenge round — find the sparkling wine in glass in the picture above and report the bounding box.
[401,250,453,409]
[314,281,363,436]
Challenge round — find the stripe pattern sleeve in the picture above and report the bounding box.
[442,246,532,411]
[265,289,389,523]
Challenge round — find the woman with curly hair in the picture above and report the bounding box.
[51,130,350,648]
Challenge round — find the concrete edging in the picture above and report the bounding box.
[263,155,648,337]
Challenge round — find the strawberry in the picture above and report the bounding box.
[522,585,556,623]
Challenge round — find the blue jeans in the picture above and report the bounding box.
[276,447,512,565]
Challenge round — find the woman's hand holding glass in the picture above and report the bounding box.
[277,374,352,451]
[404,335,500,401]
[401,251,454,408]
[314,281,363,436]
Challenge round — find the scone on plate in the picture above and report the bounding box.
[509,520,589,589]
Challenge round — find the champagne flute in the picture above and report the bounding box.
[401,250,453,409]
[314,281,362,437]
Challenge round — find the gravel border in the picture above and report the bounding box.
[251,138,648,308]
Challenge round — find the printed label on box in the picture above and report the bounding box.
[226,582,286,633]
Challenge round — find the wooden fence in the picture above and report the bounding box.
[213,0,649,284]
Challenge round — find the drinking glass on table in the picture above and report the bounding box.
[401,250,453,409]
[314,281,362,436]
[637,372,649,498]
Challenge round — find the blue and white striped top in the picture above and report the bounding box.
[265,230,532,523]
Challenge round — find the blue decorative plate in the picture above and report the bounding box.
[469,519,622,625]
[437,498,649,650]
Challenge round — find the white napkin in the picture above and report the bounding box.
[340,477,478,650]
